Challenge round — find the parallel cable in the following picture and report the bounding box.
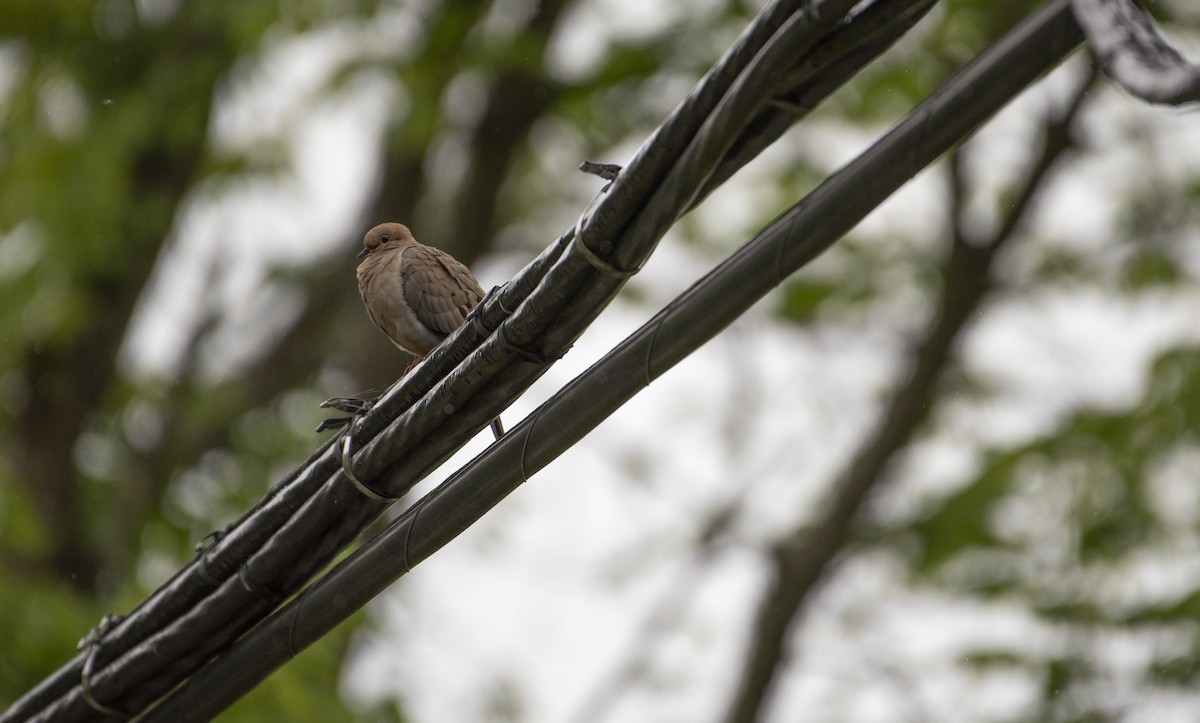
[1071,0,1200,104]
[138,3,1083,719]
[5,2,898,721]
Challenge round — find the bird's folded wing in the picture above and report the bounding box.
[400,245,485,336]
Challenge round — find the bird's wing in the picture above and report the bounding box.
[400,244,486,336]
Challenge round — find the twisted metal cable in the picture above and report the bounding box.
[5,1,891,721]
[1071,0,1200,104]
[138,3,1084,720]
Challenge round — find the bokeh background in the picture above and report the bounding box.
[3,0,1200,721]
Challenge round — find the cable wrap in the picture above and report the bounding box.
[6,0,1143,720]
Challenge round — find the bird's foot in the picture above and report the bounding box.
[403,355,425,375]
[316,397,375,433]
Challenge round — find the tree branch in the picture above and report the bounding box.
[718,62,1099,723]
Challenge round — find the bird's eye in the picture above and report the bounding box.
[380,235,390,243]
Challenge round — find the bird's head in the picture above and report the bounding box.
[358,222,414,260]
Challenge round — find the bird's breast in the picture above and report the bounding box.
[357,253,444,355]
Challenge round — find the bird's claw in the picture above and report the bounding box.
[403,356,424,375]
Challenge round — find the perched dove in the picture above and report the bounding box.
[355,222,503,437]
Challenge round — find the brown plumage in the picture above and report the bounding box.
[356,222,503,437]
[356,222,485,362]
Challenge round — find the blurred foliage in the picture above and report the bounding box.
[0,0,387,716]
[0,0,1199,720]
[898,346,1200,718]
[771,2,1200,720]
[914,345,1200,574]
[0,0,771,716]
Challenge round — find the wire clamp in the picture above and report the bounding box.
[570,166,642,279]
[78,613,128,717]
[340,421,401,503]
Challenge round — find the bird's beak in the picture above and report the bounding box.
[356,247,370,261]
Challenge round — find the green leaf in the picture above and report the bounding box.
[778,279,837,322]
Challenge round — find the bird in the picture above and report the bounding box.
[351,222,503,438]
